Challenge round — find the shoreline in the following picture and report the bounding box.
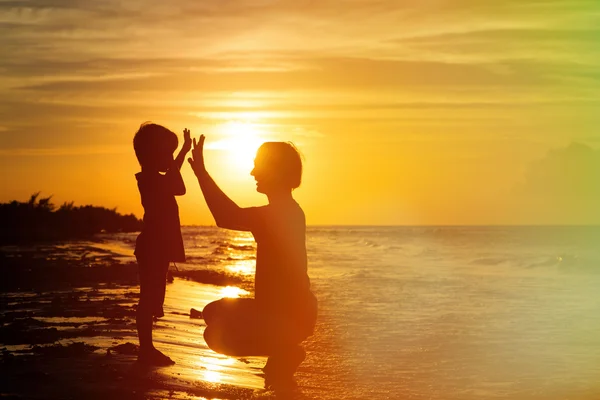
[1,280,268,400]
[0,242,306,399]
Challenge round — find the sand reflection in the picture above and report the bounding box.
[197,356,236,384]
[155,280,265,390]
[203,370,221,383]
[220,286,249,298]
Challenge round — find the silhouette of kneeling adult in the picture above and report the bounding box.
[188,134,317,389]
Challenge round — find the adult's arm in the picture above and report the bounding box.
[188,134,263,231]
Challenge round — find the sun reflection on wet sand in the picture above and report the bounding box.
[203,369,222,383]
[220,286,249,298]
[196,355,238,384]
[146,279,265,393]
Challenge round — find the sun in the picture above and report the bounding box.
[217,121,265,172]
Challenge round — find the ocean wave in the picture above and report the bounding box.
[225,256,255,261]
[470,257,511,267]
[180,255,211,265]
[342,269,374,279]
[556,254,580,266]
[363,240,381,248]
[527,257,561,268]
[553,253,600,274]
[210,241,255,254]
[172,269,249,288]
[228,244,255,251]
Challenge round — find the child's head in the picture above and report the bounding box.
[133,122,178,172]
[251,142,303,194]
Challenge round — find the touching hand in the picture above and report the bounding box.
[182,128,192,152]
[188,134,206,176]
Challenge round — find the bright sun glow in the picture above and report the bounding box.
[211,121,265,172]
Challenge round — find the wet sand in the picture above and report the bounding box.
[0,243,315,399]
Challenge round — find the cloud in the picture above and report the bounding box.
[0,145,129,156]
[2,0,598,102]
[518,143,600,196]
[2,0,598,70]
[13,57,556,94]
[391,27,600,66]
[513,142,600,223]
[2,0,600,224]
[579,136,600,144]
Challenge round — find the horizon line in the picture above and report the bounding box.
[182,224,600,228]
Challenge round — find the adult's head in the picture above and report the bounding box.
[133,122,178,172]
[251,142,303,194]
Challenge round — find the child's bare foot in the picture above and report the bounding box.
[137,348,175,366]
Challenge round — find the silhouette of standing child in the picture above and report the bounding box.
[133,123,191,365]
[188,134,318,389]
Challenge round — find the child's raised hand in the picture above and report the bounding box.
[188,134,206,176]
[182,128,192,152]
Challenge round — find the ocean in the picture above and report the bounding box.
[94,225,600,399]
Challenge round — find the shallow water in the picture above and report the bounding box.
[9,226,600,399]
[302,226,600,399]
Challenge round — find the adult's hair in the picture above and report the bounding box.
[133,122,178,167]
[257,142,303,189]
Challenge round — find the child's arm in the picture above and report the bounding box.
[167,128,192,196]
[174,128,192,171]
[188,134,262,231]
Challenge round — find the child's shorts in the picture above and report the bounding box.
[136,256,170,318]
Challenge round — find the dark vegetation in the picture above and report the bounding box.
[0,193,142,244]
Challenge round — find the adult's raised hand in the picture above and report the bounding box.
[188,134,206,176]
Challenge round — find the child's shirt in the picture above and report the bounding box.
[134,170,185,262]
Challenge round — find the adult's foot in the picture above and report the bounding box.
[264,374,298,391]
[263,346,305,390]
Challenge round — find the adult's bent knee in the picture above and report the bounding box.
[202,297,235,324]
[202,300,221,324]
[203,326,226,354]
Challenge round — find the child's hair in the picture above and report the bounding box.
[133,122,178,167]
[256,142,303,189]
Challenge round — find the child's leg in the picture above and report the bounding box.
[136,256,154,351]
[136,257,173,365]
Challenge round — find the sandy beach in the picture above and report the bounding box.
[4,226,600,400]
[0,241,318,400]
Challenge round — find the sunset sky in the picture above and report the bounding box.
[1,0,599,225]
